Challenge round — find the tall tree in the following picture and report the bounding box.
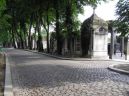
[115,0,129,59]
[0,0,11,46]
[1,0,109,54]
[115,0,129,36]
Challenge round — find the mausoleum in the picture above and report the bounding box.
[81,13,108,58]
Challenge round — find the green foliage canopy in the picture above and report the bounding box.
[115,0,129,36]
[0,0,11,43]
[0,0,109,51]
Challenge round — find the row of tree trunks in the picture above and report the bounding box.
[6,0,78,55]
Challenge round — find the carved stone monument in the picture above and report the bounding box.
[81,13,108,58]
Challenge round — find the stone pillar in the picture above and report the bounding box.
[110,30,114,59]
[121,37,124,57]
[125,37,129,60]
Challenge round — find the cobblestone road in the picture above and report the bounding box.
[5,49,129,96]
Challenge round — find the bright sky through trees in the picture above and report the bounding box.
[79,0,119,22]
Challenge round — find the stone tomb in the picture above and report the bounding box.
[81,14,108,58]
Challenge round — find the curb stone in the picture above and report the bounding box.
[108,64,129,75]
[23,49,129,62]
[23,49,111,61]
[4,53,13,96]
[24,49,73,60]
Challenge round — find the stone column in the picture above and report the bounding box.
[121,37,124,57]
[110,30,114,59]
[125,37,128,60]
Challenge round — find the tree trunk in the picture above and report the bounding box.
[23,30,27,49]
[66,1,73,56]
[11,6,17,48]
[19,32,24,49]
[12,15,17,48]
[11,29,16,48]
[121,37,124,57]
[108,21,114,59]
[28,17,33,50]
[34,27,37,50]
[36,18,44,52]
[55,1,62,55]
[37,30,43,52]
[110,29,114,59]
[125,37,128,60]
[46,11,50,53]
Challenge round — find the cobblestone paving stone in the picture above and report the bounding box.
[5,49,129,96]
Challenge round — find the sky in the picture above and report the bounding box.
[78,0,119,22]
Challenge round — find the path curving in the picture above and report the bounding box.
[5,49,129,96]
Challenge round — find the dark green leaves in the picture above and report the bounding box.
[115,0,129,36]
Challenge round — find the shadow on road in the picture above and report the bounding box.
[4,49,129,96]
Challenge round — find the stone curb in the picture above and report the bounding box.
[24,49,71,60]
[4,53,14,96]
[111,59,129,63]
[108,64,129,75]
[23,49,129,62]
[24,49,113,61]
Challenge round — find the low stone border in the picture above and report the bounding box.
[4,54,13,96]
[23,49,112,61]
[108,64,129,75]
[24,49,71,60]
